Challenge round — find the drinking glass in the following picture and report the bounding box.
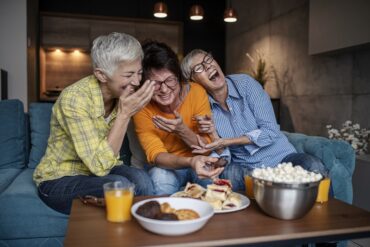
[316,177,331,203]
[103,181,134,223]
[244,170,254,200]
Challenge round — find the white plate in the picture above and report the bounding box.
[171,192,250,214]
[215,193,250,214]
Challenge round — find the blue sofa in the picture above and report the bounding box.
[0,99,355,247]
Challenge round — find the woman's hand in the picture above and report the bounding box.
[191,135,228,154]
[194,114,215,134]
[117,80,155,119]
[189,155,224,179]
[152,111,185,134]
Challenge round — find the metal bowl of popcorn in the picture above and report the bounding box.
[251,163,323,220]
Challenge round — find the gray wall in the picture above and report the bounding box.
[309,0,370,55]
[0,0,28,108]
[226,0,370,136]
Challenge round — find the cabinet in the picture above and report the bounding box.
[39,13,183,101]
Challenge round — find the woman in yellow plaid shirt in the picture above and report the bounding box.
[33,33,156,214]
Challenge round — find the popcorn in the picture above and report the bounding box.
[252,162,323,184]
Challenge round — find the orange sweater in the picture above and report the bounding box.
[133,83,211,164]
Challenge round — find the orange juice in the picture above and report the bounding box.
[316,178,331,203]
[104,188,134,222]
[244,175,254,199]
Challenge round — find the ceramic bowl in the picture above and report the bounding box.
[131,197,214,236]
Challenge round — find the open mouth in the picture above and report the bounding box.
[209,70,219,81]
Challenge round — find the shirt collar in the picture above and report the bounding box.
[88,75,117,120]
[209,76,241,106]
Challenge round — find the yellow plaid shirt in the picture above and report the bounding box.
[33,75,122,186]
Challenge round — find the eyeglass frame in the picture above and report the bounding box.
[190,52,214,78]
[151,76,179,92]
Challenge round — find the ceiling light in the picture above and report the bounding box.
[154,2,168,18]
[190,5,204,21]
[224,7,237,22]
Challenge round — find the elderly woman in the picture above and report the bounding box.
[33,32,155,214]
[181,49,328,191]
[132,41,227,195]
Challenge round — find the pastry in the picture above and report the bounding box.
[175,209,200,220]
[205,183,232,201]
[222,192,242,210]
[184,182,206,199]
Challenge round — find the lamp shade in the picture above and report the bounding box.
[154,2,167,18]
[190,5,204,21]
[224,7,237,22]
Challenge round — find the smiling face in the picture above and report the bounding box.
[190,53,226,94]
[97,58,143,100]
[149,68,181,109]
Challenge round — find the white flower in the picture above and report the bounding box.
[327,121,370,155]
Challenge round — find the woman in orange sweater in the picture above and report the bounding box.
[133,41,229,195]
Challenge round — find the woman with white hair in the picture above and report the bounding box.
[33,32,155,214]
[181,49,328,191]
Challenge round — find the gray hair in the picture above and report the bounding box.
[91,32,143,77]
[181,49,207,82]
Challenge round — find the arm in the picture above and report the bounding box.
[58,80,154,176]
[107,80,155,155]
[154,152,223,179]
[240,75,280,154]
[151,83,212,147]
[152,111,203,147]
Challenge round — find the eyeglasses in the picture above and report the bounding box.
[152,76,178,91]
[191,53,214,77]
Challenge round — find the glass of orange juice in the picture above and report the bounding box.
[316,177,331,203]
[244,171,254,199]
[103,181,134,223]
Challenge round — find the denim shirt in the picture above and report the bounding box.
[209,74,296,168]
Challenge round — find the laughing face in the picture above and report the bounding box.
[99,58,143,100]
[149,68,181,109]
[190,53,226,93]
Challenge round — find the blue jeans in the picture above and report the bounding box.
[38,165,154,214]
[147,166,190,195]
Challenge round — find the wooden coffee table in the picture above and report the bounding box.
[64,196,370,247]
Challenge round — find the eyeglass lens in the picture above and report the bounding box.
[153,77,178,91]
[193,53,213,73]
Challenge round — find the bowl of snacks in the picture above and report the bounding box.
[251,163,323,220]
[131,197,214,236]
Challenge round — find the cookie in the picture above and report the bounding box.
[175,209,200,220]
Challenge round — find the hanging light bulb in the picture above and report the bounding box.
[224,8,237,22]
[189,5,204,21]
[153,2,168,18]
[224,0,237,23]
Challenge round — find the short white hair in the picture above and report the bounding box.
[91,32,143,76]
[181,49,207,82]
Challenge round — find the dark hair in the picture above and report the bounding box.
[141,40,184,85]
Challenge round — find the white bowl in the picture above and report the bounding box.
[131,197,214,236]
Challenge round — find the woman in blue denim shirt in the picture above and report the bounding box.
[181,49,328,191]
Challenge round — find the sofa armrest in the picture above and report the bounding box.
[283,131,355,204]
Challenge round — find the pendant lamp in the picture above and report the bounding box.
[224,0,237,22]
[189,4,204,21]
[154,2,168,18]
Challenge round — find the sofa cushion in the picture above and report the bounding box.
[28,103,54,168]
[0,168,68,239]
[0,99,27,169]
[0,168,23,194]
[284,131,355,204]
